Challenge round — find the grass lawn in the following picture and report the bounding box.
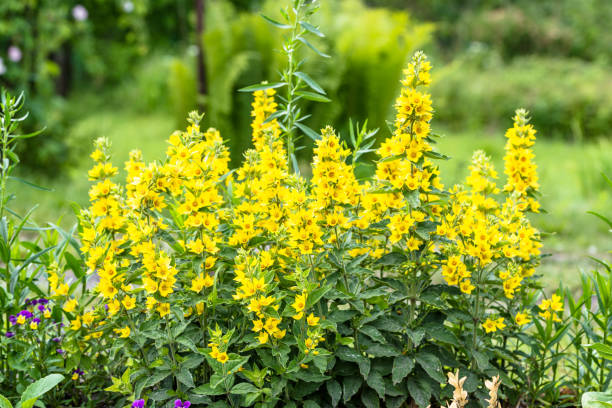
[9,101,611,291]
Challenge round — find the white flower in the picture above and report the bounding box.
[72,5,88,21]
[8,46,22,62]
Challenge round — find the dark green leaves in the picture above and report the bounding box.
[415,352,445,383]
[392,355,414,384]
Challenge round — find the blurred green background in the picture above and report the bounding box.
[1,0,610,289]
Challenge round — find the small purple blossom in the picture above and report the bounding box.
[132,399,145,408]
[5,332,15,338]
[38,298,49,305]
[9,315,17,325]
[56,348,65,354]
[52,337,62,342]
[19,310,33,319]
[32,318,41,324]
[72,5,88,21]
[37,304,46,312]
[174,400,191,408]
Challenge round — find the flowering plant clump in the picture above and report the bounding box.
[66,41,564,407]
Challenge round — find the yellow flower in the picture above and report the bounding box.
[30,321,38,330]
[16,315,26,325]
[482,318,498,333]
[252,319,264,332]
[63,299,78,313]
[515,312,531,326]
[217,352,229,364]
[122,296,136,310]
[157,302,171,317]
[257,331,269,344]
[70,316,82,331]
[114,326,130,338]
[306,313,320,326]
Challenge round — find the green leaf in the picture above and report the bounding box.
[360,388,380,408]
[299,21,324,37]
[193,383,226,396]
[297,36,330,58]
[392,355,414,384]
[0,395,12,408]
[326,379,342,407]
[7,176,52,191]
[306,285,331,309]
[366,370,385,399]
[582,391,612,408]
[293,71,326,94]
[585,343,612,361]
[343,376,362,403]
[406,377,431,408]
[375,252,407,266]
[260,14,291,29]
[231,382,259,395]
[359,325,386,344]
[176,369,195,388]
[238,82,286,92]
[19,374,64,408]
[295,91,331,103]
[415,352,445,383]
[144,371,171,388]
[295,122,321,141]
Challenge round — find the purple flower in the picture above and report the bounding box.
[9,315,17,325]
[38,298,49,305]
[174,400,191,408]
[37,304,46,312]
[132,399,145,408]
[56,348,65,354]
[52,337,62,342]
[5,332,15,338]
[32,318,41,324]
[72,5,88,21]
[25,298,31,306]
[19,310,33,319]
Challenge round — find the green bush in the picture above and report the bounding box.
[431,56,612,140]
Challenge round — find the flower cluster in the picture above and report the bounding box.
[67,51,557,406]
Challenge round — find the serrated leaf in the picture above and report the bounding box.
[392,355,414,384]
